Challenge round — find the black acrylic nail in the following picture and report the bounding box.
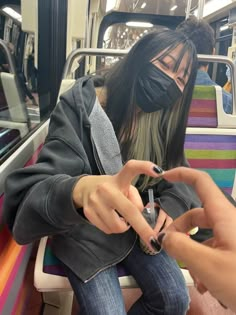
[150,238,161,252]
[153,165,164,174]
[157,233,166,245]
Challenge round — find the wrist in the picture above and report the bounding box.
[72,174,88,208]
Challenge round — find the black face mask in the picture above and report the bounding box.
[135,62,183,113]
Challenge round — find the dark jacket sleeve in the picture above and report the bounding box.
[153,179,201,219]
[3,85,92,245]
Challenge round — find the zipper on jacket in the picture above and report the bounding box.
[89,132,105,175]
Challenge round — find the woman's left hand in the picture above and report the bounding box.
[154,208,173,234]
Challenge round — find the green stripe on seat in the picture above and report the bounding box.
[186,150,236,159]
[192,85,216,100]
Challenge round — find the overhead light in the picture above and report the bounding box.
[220,24,229,31]
[2,7,22,22]
[141,2,146,9]
[194,0,232,18]
[106,0,117,12]
[126,21,153,28]
[170,5,178,11]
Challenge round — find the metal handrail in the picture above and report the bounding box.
[0,39,17,74]
[62,48,128,79]
[197,54,236,111]
[62,48,235,112]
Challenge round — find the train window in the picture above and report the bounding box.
[103,23,160,50]
[0,9,40,164]
[211,17,233,88]
[100,22,169,69]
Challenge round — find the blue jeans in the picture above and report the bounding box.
[64,242,189,315]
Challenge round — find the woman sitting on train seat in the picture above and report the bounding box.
[3,29,198,315]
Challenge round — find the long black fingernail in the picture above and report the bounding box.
[157,233,166,245]
[150,238,161,252]
[153,165,164,174]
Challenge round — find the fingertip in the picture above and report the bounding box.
[150,237,162,252]
[153,165,165,175]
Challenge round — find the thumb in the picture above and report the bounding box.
[160,231,219,276]
[161,232,232,308]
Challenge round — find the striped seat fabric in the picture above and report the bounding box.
[0,197,33,315]
[185,133,236,196]
[187,85,218,127]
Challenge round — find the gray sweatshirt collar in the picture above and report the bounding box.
[89,97,123,175]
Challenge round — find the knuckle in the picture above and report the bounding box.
[89,192,98,205]
[198,170,211,179]
[83,206,89,217]
[103,228,113,235]
[83,206,93,223]
[112,221,129,234]
[96,182,110,194]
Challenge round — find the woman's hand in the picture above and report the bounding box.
[72,160,162,251]
[143,201,173,234]
[154,208,173,234]
[155,167,236,312]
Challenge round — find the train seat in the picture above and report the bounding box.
[186,84,236,197]
[185,131,236,197]
[187,84,236,129]
[187,85,218,127]
[186,84,236,198]
[0,215,33,315]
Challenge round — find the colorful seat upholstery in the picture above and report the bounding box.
[185,133,236,196]
[187,85,218,127]
[0,199,33,315]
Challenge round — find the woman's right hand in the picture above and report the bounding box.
[72,160,162,251]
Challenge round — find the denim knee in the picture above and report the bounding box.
[164,285,190,315]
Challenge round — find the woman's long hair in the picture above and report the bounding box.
[103,29,198,190]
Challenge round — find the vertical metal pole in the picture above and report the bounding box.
[197,0,205,19]
[231,24,236,47]
[38,0,67,118]
[185,0,192,19]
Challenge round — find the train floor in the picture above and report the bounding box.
[24,259,236,315]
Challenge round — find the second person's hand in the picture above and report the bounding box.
[156,167,236,312]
